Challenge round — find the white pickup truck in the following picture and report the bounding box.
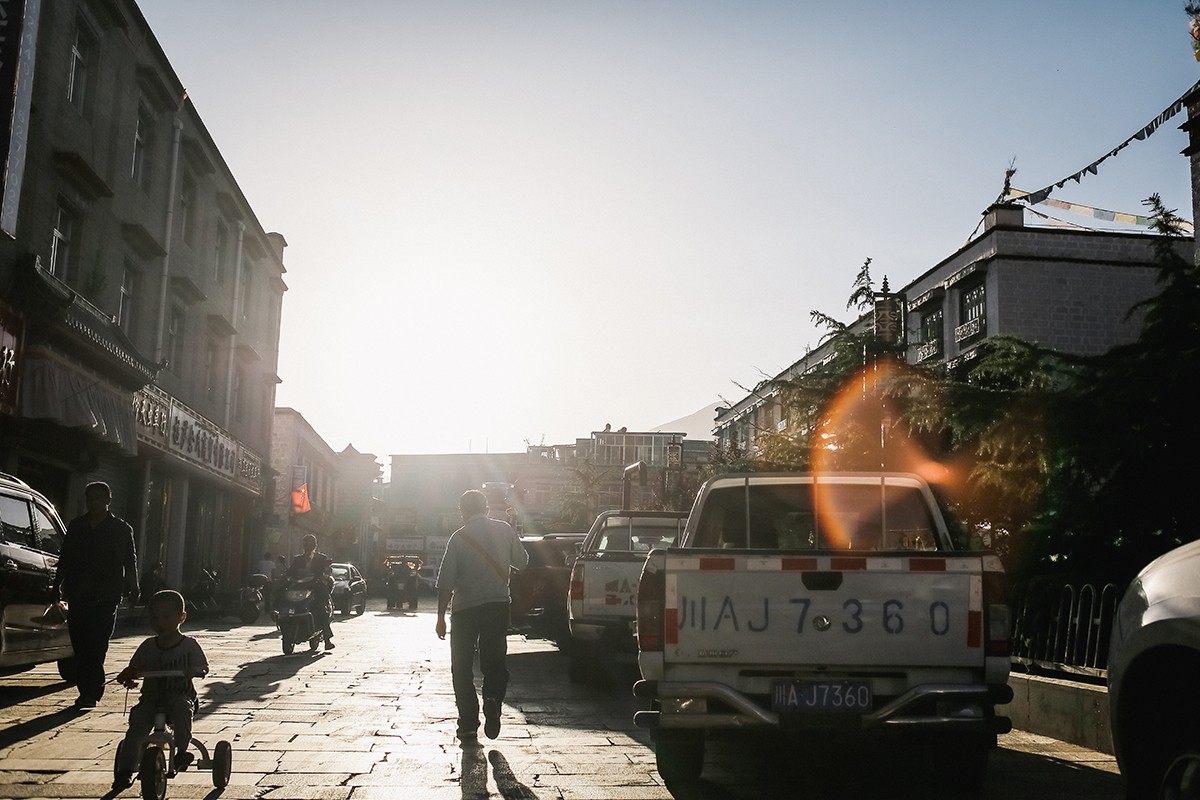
[566,509,688,682]
[633,472,1013,792]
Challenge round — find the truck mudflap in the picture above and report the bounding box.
[633,679,1013,733]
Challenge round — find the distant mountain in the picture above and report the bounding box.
[651,402,721,440]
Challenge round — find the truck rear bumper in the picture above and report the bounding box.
[633,679,1013,734]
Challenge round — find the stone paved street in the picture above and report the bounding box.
[0,597,1122,799]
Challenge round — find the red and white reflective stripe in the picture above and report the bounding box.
[665,573,679,645]
[664,555,980,572]
[967,573,983,648]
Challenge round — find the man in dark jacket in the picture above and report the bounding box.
[54,481,138,709]
[287,534,335,649]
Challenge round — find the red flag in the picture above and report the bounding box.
[291,483,311,514]
[290,466,311,514]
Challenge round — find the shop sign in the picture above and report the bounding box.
[169,402,236,478]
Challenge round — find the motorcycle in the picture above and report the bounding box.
[239,573,270,625]
[187,567,221,614]
[272,574,332,655]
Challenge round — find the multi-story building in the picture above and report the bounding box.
[268,409,340,565]
[714,203,1192,453]
[0,1,284,592]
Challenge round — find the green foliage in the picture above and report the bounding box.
[1015,195,1200,588]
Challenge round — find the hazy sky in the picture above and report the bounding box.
[137,1,1198,460]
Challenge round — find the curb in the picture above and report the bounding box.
[1007,672,1113,755]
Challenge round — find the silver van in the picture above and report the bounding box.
[0,473,73,677]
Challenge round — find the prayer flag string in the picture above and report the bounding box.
[1019,79,1200,207]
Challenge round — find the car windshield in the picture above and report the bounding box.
[595,517,684,552]
[331,565,350,580]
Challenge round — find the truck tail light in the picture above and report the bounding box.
[637,559,665,653]
[569,561,584,601]
[982,555,1010,658]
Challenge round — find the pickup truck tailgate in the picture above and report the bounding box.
[664,553,986,668]
[579,553,648,615]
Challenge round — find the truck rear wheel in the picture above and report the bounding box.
[933,732,990,791]
[654,729,705,788]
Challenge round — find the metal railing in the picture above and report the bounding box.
[1009,580,1121,680]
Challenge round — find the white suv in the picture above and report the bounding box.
[0,473,73,677]
[1108,539,1200,799]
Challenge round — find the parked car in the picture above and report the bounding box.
[330,562,367,616]
[1108,539,1200,799]
[0,473,74,679]
[510,532,585,646]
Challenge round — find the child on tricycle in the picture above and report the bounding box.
[112,589,210,793]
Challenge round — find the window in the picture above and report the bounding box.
[232,367,244,420]
[131,104,154,188]
[50,201,77,281]
[178,174,196,245]
[961,283,986,325]
[920,308,943,344]
[166,305,184,371]
[31,502,64,556]
[67,16,96,112]
[0,494,34,548]
[118,260,138,336]
[204,338,219,402]
[213,219,229,285]
[239,265,253,320]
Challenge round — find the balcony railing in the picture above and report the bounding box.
[915,338,942,362]
[954,316,984,343]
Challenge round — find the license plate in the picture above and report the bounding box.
[771,680,872,713]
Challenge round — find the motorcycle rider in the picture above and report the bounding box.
[287,534,335,650]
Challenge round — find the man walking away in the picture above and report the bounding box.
[54,481,139,709]
[435,489,529,741]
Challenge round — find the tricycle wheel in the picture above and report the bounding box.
[239,605,259,625]
[212,740,232,788]
[113,740,125,781]
[140,747,167,800]
[281,634,295,655]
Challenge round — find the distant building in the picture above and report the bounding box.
[385,429,712,562]
[715,203,1192,454]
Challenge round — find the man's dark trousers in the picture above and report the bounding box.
[68,600,118,702]
[449,601,510,734]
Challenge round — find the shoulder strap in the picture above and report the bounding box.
[458,523,509,581]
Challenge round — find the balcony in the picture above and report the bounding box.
[915,338,943,362]
[954,316,984,343]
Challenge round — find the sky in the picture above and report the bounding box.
[137,1,1199,461]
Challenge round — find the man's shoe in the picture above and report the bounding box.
[483,697,502,739]
[73,696,97,710]
[112,770,135,791]
[324,638,335,650]
[174,751,194,771]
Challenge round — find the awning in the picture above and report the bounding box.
[19,351,137,456]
